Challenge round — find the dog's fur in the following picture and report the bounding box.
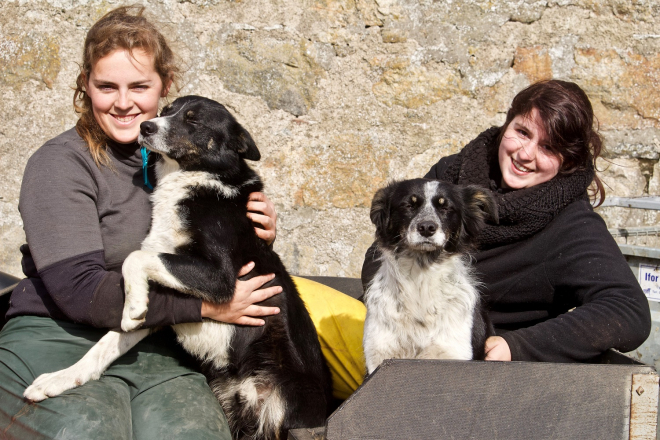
[24,96,332,439]
[362,178,497,374]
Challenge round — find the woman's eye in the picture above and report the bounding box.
[517,129,528,137]
[132,85,148,91]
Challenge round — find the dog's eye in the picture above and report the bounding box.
[411,195,417,204]
[437,197,446,206]
[161,105,172,115]
[185,110,197,124]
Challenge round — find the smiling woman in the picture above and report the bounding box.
[85,49,170,144]
[362,79,651,364]
[0,6,281,440]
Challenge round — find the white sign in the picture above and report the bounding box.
[639,264,660,302]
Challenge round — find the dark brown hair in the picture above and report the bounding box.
[498,79,605,206]
[74,6,180,168]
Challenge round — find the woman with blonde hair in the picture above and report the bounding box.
[0,7,280,438]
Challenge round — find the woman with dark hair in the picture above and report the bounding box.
[363,79,651,362]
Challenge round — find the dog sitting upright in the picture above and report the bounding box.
[362,179,497,374]
[24,96,331,440]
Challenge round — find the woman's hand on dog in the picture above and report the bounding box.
[247,192,277,245]
[201,262,281,326]
[484,336,512,361]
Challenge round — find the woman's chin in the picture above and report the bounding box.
[106,129,140,144]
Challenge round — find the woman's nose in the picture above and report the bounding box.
[115,90,132,110]
[518,141,537,160]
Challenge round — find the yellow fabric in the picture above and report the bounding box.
[292,276,366,400]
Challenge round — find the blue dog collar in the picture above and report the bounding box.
[141,146,153,190]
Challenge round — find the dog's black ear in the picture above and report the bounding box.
[460,185,498,238]
[370,182,397,232]
[228,122,260,161]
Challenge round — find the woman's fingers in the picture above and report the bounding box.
[242,273,276,291]
[237,262,255,277]
[255,285,282,302]
[247,192,277,245]
[247,212,273,229]
[246,304,280,317]
[235,316,266,326]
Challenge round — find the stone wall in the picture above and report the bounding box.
[1,0,659,278]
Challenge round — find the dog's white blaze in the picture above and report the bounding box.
[23,329,150,402]
[363,249,478,374]
[407,181,446,247]
[173,321,234,369]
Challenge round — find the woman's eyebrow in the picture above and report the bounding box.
[513,120,531,132]
[128,80,153,86]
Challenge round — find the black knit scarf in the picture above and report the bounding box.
[440,127,594,248]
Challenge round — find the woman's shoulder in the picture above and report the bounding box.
[23,128,98,186]
[424,154,459,179]
[27,128,93,169]
[543,198,617,251]
[34,128,87,156]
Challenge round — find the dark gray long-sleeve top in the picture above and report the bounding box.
[7,128,202,328]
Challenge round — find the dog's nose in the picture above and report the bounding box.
[417,221,437,237]
[140,121,158,136]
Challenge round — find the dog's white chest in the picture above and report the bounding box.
[141,171,192,253]
[173,321,235,370]
[363,253,479,372]
[141,169,239,253]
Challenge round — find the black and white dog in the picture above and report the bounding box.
[362,179,497,374]
[24,96,331,439]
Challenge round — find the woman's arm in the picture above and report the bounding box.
[19,138,281,329]
[18,139,206,328]
[498,202,651,362]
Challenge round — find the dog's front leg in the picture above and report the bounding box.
[24,329,150,402]
[419,340,472,361]
[121,250,190,331]
[363,324,407,375]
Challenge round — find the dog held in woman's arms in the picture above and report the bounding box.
[363,179,498,374]
[24,96,332,440]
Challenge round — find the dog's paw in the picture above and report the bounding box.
[121,317,145,332]
[121,282,149,332]
[121,294,148,331]
[24,368,91,402]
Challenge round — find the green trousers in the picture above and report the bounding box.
[0,316,231,440]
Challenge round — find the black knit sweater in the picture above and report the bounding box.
[362,129,651,362]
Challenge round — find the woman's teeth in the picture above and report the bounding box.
[114,115,137,123]
[513,159,532,173]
